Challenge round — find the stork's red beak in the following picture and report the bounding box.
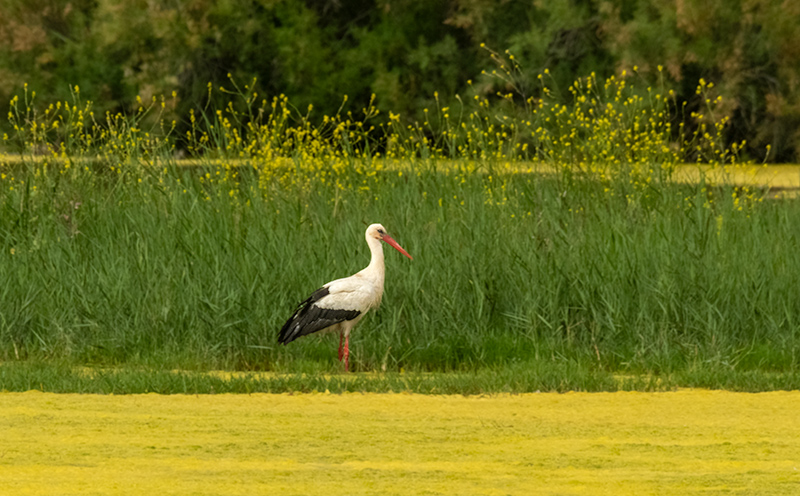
[382,235,413,260]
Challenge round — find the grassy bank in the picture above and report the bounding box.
[3,361,800,394]
[1,72,797,390]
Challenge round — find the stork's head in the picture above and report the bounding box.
[366,223,413,260]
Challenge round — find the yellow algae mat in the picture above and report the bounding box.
[1,390,798,495]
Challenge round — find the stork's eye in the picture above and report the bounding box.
[377,229,385,235]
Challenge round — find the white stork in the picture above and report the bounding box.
[278,223,413,370]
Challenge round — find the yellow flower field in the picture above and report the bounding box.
[1,390,798,495]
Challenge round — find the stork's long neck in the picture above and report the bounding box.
[365,234,385,284]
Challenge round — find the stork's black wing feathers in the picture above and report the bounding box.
[278,286,361,345]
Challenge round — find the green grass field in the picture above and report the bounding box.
[1,73,798,393]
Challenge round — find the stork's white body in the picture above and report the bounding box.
[320,234,387,320]
[278,224,412,370]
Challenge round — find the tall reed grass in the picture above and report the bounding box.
[1,67,795,386]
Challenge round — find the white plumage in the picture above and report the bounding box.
[278,223,412,370]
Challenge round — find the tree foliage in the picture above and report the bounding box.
[1,0,797,161]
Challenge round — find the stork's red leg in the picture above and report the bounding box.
[338,331,344,362]
[344,333,350,371]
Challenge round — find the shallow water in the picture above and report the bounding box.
[1,390,798,495]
